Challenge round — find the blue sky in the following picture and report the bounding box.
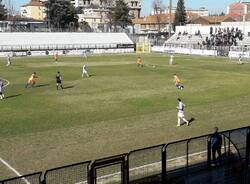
[141,0,238,15]
[10,0,239,15]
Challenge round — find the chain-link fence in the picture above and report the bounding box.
[89,154,127,184]
[1,172,42,184]
[44,161,90,184]
[128,144,164,183]
[1,127,250,184]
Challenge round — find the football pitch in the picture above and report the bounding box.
[1,53,250,179]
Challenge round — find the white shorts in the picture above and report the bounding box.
[82,70,88,74]
[178,112,184,118]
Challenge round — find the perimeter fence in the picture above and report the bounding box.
[1,126,250,184]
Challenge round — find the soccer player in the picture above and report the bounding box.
[82,64,89,78]
[54,52,59,63]
[56,72,63,90]
[176,98,189,126]
[136,56,143,67]
[173,74,184,90]
[0,79,4,100]
[6,55,11,66]
[238,55,243,65]
[82,51,87,60]
[25,72,38,88]
[169,54,174,65]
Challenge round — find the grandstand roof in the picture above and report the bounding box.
[0,32,133,47]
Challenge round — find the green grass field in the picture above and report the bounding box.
[0,53,250,180]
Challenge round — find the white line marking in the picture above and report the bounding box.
[0,157,30,184]
[0,78,10,88]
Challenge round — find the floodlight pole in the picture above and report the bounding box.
[168,0,172,39]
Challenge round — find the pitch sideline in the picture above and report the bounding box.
[0,157,30,184]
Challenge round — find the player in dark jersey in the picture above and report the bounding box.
[56,72,63,90]
[0,79,4,100]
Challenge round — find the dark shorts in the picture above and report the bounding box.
[56,81,61,84]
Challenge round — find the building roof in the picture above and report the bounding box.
[229,2,245,9]
[21,0,44,7]
[132,12,199,24]
[190,15,236,25]
[203,16,235,22]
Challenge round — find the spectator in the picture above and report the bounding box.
[210,127,222,166]
[203,27,243,48]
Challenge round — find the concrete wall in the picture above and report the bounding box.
[152,46,217,56]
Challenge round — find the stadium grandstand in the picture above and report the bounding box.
[150,22,250,57]
[0,32,135,57]
[165,24,245,48]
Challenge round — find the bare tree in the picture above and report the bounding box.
[100,0,113,32]
[152,0,165,33]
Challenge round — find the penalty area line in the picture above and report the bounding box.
[0,157,30,184]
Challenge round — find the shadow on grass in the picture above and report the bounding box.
[4,94,22,99]
[63,85,74,89]
[188,118,196,125]
[36,84,50,88]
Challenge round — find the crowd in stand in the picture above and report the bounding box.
[174,27,244,49]
[201,27,243,49]
[176,31,189,40]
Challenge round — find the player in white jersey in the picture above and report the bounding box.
[0,79,4,100]
[82,64,89,78]
[169,54,174,65]
[176,98,189,126]
[238,55,243,65]
[6,55,11,66]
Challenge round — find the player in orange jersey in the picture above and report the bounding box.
[173,74,184,90]
[54,52,59,63]
[136,56,143,67]
[25,72,38,88]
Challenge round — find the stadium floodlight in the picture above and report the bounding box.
[169,0,172,39]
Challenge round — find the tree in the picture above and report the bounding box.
[152,0,165,33]
[100,0,113,32]
[79,21,92,32]
[219,12,225,16]
[44,0,78,31]
[109,0,132,31]
[152,0,165,15]
[0,0,7,20]
[173,0,186,30]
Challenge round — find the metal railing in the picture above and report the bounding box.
[1,126,250,184]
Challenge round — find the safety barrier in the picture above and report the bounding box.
[1,126,250,184]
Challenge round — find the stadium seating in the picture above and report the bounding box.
[165,34,206,45]
[0,32,134,51]
[166,25,244,50]
[238,37,250,46]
